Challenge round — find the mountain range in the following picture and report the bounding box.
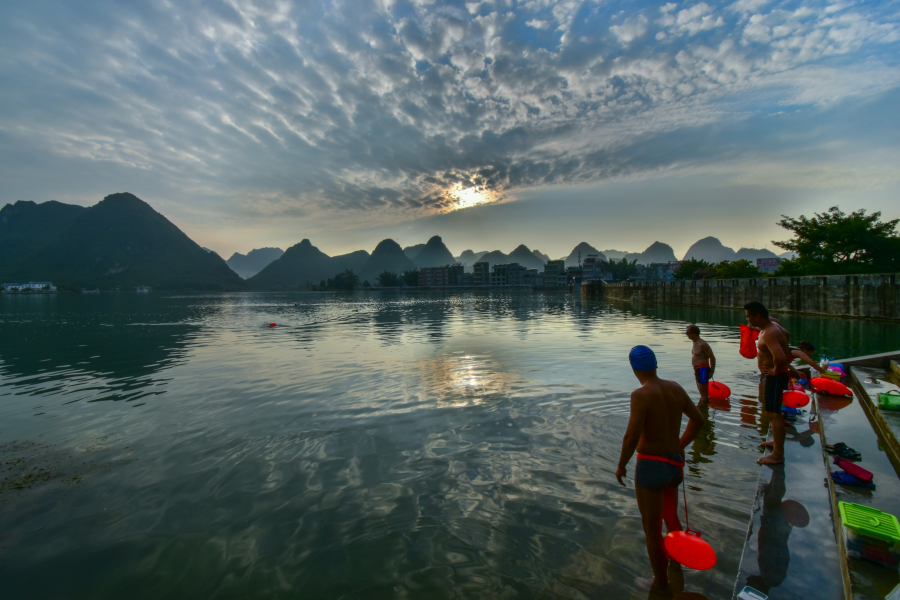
[0,193,245,290]
[246,239,370,289]
[226,247,283,278]
[2,195,792,291]
[682,236,779,264]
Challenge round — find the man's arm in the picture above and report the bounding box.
[704,342,716,377]
[616,391,646,486]
[794,350,826,373]
[680,389,705,452]
[764,331,790,374]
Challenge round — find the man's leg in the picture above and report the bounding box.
[696,380,709,405]
[759,411,785,464]
[635,484,669,592]
[662,485,682,534]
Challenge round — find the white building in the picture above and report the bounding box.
[757,258,782,274]
[2,282,56,292]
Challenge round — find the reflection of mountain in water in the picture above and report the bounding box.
[0,299,203,402]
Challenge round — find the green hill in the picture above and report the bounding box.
[411,235,455,268]
[0,193,246,290]
[0,200,86,275]
[361,239,417,281]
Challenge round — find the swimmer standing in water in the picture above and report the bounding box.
[686,325,716,405]
[616,345,705,595]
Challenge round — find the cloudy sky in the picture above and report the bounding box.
[2,0,899,259]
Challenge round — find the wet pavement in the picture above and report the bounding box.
[733,400,845,599]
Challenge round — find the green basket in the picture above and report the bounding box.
[878,390,900,411]
[839,502,900,543]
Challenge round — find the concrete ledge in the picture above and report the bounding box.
[848,368,900,478]
[601,272,900,320]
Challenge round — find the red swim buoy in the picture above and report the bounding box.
[268,323,277,328]
[739,324,759,359]
[665,530,717,570]
[782,390,810,408]
[708,381,731,400]
[810,377,853,398]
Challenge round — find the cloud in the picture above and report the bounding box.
[0,0,898,231]
[611,15,648,46]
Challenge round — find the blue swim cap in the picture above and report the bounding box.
[629,345,658,371]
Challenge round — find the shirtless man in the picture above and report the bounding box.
[616,345,705,594]
[686,325,716,405]
[744,301,792,465]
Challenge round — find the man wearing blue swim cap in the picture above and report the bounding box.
[616,345,705,594]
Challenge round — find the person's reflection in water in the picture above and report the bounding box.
[746,464,804,594]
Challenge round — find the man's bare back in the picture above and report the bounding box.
[632,379,695,456]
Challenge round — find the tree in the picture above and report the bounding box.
[774,206,900,275]
[714,259,760,279]
[376,270,401,287]
[363,280,371,288]
[600,258,639,281]
[401,268,419,287]
[326,269,359,291]
[673,258,712,280]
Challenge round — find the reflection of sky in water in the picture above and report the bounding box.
[1,291,898,599]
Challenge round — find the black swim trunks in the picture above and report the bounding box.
[635,453,684,490]
[764,372,790,413]
[694,366,710,384]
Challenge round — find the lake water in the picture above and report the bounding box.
[2,291,899,599]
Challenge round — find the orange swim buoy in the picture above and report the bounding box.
[708,381,731,400]
[782,390,810,408]
[810,377,853,398]
[739,324,759,359]
[665,530,717,570]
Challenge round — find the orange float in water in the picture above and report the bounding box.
[782,390,810,408]
[708,381,731,400]
[810,377,853,397]
[665,530,717,570]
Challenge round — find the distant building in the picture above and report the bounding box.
[540,260,567,287]
[136,285,151,293]
[582,255,610,281]
[668,261,681,277]
[642,263,674,281]
[473,262,490,285]
[2,282,56,292]
[491,263,529,286]
[418,265,464,287]
[757,257,782,274]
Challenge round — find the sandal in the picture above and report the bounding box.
[826,444,862,461]
[824,442,849,452]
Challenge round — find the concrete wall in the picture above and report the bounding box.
[593,273,900,320]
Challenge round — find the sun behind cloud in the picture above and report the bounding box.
[447,184,496,211]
